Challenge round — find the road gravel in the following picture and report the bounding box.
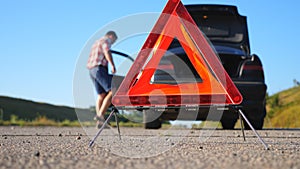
[0,126,299,169]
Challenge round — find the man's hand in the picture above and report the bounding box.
[111,65,116,74]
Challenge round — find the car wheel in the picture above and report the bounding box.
[243,117,264,130]
[242,107,266,130]
[143,109,162,129]
[221,117,237,129]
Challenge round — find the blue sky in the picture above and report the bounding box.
[0,0,299,108]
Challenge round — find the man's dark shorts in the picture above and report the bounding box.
[89,65,112,94]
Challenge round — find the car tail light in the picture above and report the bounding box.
[242,65,263,71]
[240,63,265,81]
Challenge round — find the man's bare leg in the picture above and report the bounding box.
[98,90,113,117]
[96,93,106,117]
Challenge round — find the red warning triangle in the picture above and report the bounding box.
[112,0,243,107]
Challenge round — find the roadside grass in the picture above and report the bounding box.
[0,115,80,127]
[265,86,300,128]
[0,114,144,128]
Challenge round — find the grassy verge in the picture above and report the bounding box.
[0,115,81,127]
[0,115,144,127]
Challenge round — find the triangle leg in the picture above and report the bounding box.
[113,108,121,140]
[89,109,116,148]
[238,109,269,150]
[238,112,246,141]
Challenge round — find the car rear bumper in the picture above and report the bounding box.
[159,81,267,121]
[234,81,267,102]
[233,81,267,118]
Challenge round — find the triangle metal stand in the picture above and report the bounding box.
[89,107,121,148]
[88,106,269,150]
[234,106,269,150]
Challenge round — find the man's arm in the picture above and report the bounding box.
[103,49,116,74]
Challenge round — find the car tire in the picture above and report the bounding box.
[242,107,266,130]
[143,109,162,129]
[221,117,237,129]
[243,116,264,130]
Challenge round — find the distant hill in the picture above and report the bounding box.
[0,96,94,122]
[265,86,300,128]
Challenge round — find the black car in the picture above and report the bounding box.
[113,4,267,130]
[144,4,267,130]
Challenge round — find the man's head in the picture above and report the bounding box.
[106,31,118,44]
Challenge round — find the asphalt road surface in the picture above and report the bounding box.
[0,126,299,169]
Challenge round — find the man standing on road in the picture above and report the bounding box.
[87,31,118,128]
